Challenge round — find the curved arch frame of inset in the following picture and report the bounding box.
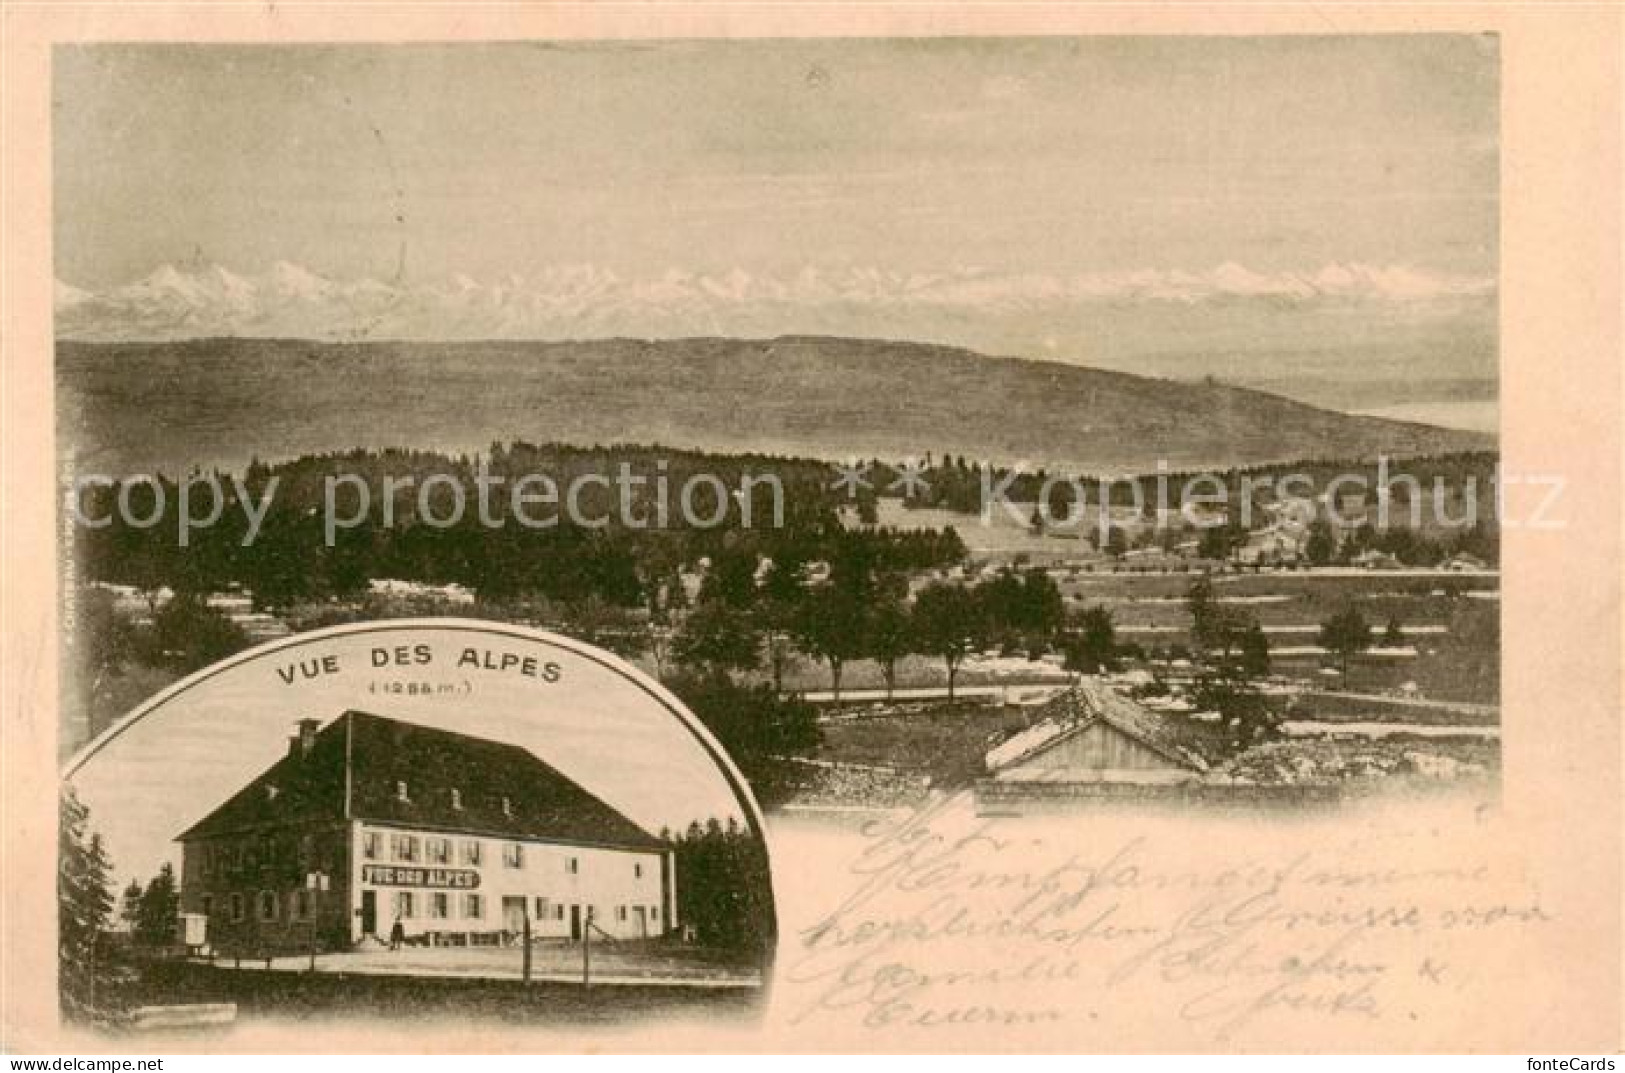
[62,617,778,963]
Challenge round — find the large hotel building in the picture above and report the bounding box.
[176,711,675,953]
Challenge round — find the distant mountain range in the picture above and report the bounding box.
[56,259,1499,429]
[58,336,1492,479]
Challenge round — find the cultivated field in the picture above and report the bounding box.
[766,564,1499,812]
[763,568,1499,706]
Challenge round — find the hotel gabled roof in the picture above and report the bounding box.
[176,710,663,851]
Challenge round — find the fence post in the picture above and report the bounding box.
[521,907,532,984]
[581,907,592,988]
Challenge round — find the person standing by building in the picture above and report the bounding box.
[389,915,405,952]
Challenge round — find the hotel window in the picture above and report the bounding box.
[463,893,483,919]
[395,780,410,802]
[634,862,643,879]
[392,833,419,862]
[617,905,628,922]
[430,892,449,920]
[293,890,312,921]
[230,893,245,922]
[651,906,659,922]
[362,831,381,860]
[299,834,315,866]
[554,904,565,921]
[449,788,462,810]
[428,837,451,864]
[501,796,513,817]
[257,890,278,922]
[459,839,481,866]
[534,897,549,919]
[567,857,579,875]
[503,842,524,869]
[395,892,414,919]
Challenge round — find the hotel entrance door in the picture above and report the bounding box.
[502,896,526,935]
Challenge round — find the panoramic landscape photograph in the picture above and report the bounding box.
[52,36,1500,1031]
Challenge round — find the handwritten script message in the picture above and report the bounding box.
[783,793,1547,1044]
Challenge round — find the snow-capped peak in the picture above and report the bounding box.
[268,260,335,299]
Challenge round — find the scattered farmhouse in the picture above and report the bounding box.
[367,578,477,605]
[90,582,174,626]
[1115,548,1201,572]
[1441,551,1490,573]
[205,591,255,617]
[177,711,673,955]
[91,582,291,640]
[204,587,293,640]
[1235,521,1307,565]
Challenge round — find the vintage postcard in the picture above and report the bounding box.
[1,3,1620,1057]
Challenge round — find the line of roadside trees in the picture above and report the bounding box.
[667,538,1085,705]
[654,537,1128,802]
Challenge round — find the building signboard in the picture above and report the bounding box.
[361,864,481,889]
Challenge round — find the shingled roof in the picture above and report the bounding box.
[177,711,662,851]
[985,678,1216,775]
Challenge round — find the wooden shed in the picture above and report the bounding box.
[985,678,1212,785]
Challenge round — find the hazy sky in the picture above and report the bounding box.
[56,37,1497,286]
